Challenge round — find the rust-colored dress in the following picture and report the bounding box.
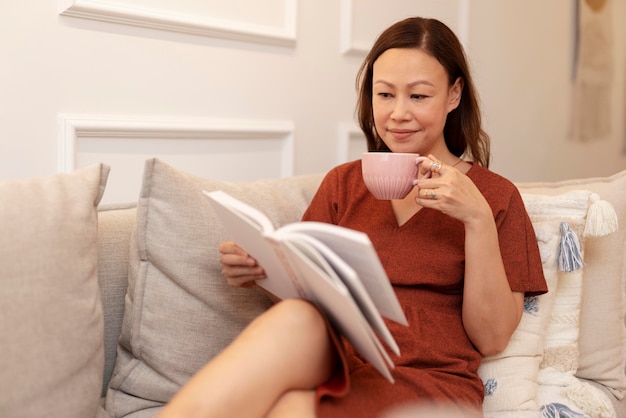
[301,160,547,418]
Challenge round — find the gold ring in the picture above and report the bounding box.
[430,161,442,173]
[429,190,436,199]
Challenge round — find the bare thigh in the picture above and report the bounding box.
[261,299,338,389]
[266,390,317,418]
[158,298,336,418]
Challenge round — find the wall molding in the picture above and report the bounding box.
[58,114,295,177]
[337,122,366,164]
[59,0,298,47]
[338,0,356,56]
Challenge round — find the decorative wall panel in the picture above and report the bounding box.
[59,0,297,46]
[58,115,295,203]
[340,0,469,55]
[338,123,367,164]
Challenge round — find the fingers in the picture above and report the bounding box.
[429,159,442,174]
[221,264,266,288]
[219,241,249,258]
[219,241,266,287]
[426,154,451,176]
[224,273,263,288]
[419,188,438,200]
[417,154,444,178]
[219,241,258,266]
[416,155,448,202]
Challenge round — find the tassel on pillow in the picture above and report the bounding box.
[563,379,617,418]
[584,193,618,238]
[558,222,584,272]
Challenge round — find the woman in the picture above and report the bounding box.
[158,17,547,418]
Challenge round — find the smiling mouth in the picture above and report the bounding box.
[388,129,418,139]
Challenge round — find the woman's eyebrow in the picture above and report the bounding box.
[408,79,434,87]
[373,79,434,87]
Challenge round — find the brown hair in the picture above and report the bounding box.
[356,17,490,167]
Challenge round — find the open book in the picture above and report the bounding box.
[203,190,408,383]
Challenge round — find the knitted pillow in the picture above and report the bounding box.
[479,190,597,418]
[527,189,617,417]
[528,192,590,388]
[531,189,619,418]
[517,170,626,400]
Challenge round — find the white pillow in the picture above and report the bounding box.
[479,190,592,417]
[517,170,626,399]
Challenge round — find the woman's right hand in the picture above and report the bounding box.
[218,241,266,288]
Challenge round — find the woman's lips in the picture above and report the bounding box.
[388,129,418,140]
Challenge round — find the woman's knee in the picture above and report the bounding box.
[261,299,337,387]
[265,299,327,337]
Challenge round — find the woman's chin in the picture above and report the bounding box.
[386,145,422,155]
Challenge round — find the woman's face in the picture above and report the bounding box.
[372,48,461,155]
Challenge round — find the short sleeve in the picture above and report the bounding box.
[495,186,547,296]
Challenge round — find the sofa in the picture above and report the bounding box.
[1,157,625,418]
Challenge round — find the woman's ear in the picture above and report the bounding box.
[448,77,464,111]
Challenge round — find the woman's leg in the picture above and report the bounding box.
[266,390,317,418]
[157,299,337,418]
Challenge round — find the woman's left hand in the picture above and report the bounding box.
[415,154,491,225]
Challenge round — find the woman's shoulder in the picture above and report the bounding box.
[327,159,362,175]
[320,159,363,185]
[304,159,365,223]
[467,163,521,205]
[468,163,517,191]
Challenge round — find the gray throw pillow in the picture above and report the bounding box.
[105,158,322,416]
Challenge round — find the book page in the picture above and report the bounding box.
[280,239,394,382]
[280,231,400,356]
[279,221,408,325]
[204,190,398,381]
[204,190,275,232]
[204,190,305,300]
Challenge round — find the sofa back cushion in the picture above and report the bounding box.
[478,190,593,416]
[0,164,109,418]
[105,158,323,416]
[97,204,137,396]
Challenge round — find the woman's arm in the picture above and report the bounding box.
[461,212,524,355]
[416,156,524,355]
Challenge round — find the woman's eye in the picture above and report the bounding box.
[377,92,392,98]
[411,94,426,100]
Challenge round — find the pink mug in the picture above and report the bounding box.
[362,152,429,200]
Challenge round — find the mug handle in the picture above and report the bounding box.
[412,156,431,185]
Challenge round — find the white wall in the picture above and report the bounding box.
[0,1,624,204]
[469,0,626,182]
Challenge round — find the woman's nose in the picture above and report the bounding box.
[390,98,410,120]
